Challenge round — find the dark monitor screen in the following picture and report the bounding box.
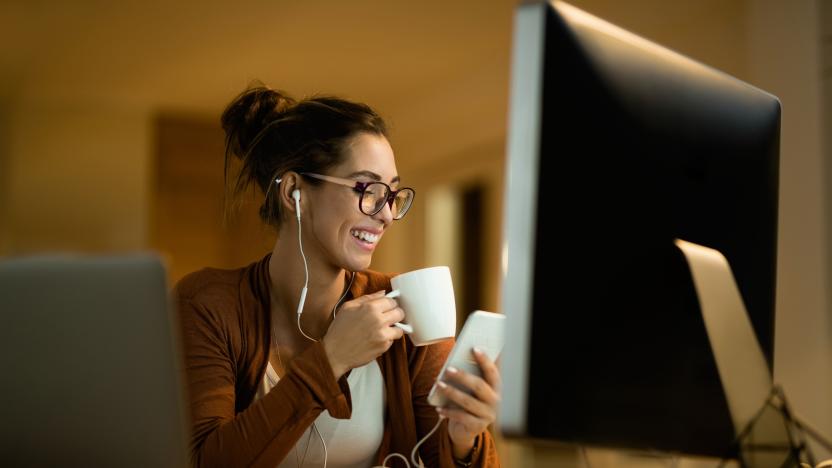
[498,1,780,458]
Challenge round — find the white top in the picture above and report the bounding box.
[254,360,386,468]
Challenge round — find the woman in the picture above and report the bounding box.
[175,85,501,467]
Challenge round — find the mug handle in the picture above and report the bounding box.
[385,290,413,334]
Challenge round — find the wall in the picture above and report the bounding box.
[824,2,832,332]
[0,103,11,253]
[152,115,275,284]
[1,101,150,255]
[747,0,832,458]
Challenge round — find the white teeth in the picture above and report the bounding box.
[351,229,380,244]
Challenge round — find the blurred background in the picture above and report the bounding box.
[1,0,829,465]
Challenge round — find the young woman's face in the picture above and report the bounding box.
[305,132,401,272]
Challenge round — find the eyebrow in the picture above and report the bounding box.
[347,170,401,184]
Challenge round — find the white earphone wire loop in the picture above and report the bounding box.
[411,418,443,468]
[296,269,355,342]
[378,417,443,468]
[331,271,356,320]
[382,453,410,467]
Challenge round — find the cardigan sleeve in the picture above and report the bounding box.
[177,297,353,468]
[410,339,501,467]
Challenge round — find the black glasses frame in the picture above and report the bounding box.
[301,172,415,220]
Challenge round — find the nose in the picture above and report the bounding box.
[372,199,394,226]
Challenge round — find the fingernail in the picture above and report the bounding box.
[473,347,484,355]
[446,366,458,374]
[438,381,448,389]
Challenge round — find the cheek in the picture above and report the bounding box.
[311,201,355,244]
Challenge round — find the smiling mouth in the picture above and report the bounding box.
[350,229,380,245]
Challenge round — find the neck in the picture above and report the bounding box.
[268,226,351,340]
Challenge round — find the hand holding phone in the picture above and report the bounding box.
[428,310,505,407]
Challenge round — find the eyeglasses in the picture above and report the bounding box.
[302,172,415,220]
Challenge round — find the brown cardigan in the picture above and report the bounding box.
[174,254,500,468]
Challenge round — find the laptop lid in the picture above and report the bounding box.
[0,255,189,467]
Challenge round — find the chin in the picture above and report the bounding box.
[352,256,373,272]
[343,241,377,271]
[342,253,372,272]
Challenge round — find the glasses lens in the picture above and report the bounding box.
[392,189,415,220]
[360,182,390,215]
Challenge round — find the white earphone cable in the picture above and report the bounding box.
[410,418,443,468]
[294,193,316,342]
[379,418,443,468]
[314,422,327,468]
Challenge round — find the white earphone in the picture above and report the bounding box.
[292,188,301,219]
[271,178,301,217]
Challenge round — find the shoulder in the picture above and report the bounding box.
[173,256,267,324]
[174,265,246,305]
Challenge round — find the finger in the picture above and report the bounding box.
[381,337,397,353]
[382,324,405,341]
[343,290,384,307]
[436,381,495,420]
[472,348,502,394]
[367,297,399,313]
[443,366,499,407]
[364,290,387,301]
[436,407,490,432]
[383,307,406,325]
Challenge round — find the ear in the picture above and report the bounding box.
[278,171,303,216]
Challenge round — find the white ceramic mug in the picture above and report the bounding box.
[385,266,457,346]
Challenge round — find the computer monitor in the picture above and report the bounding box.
[0,255,190,466]
[499,0,780,458]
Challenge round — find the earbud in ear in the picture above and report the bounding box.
[292,189,301,219]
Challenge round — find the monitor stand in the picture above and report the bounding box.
[498,240,830,467]
[676,239,823,467]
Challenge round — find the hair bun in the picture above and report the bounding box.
[221,85,296,161]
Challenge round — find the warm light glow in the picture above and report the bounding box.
[501,241,508,278]
[425,186,462,270]
[555,1,731,82]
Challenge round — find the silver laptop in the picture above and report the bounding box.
[0,255,189,467]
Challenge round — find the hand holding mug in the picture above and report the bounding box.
[323,290,405,379]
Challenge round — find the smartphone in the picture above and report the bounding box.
[428,310,505,407]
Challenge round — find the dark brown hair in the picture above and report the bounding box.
[221,84,389,226]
